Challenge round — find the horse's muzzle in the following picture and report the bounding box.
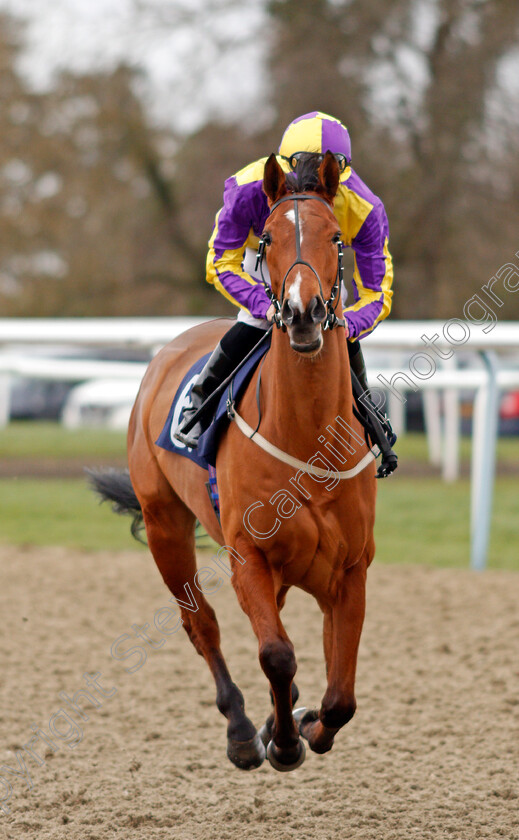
[282,295,326,356]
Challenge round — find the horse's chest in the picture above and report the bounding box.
[264,508,349,584]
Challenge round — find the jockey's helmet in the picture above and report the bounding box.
[278,112,351,171]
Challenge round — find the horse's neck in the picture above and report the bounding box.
[260,331,357,459]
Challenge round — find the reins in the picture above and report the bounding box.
[180,187,378,481]
[255,193,346,331]
[226,194,377,480]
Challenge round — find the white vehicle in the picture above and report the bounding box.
[61,378,143,430]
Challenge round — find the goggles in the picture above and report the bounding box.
[281,152,350,173]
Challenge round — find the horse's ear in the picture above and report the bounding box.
[263,153,288,205]
[317,151,340,203]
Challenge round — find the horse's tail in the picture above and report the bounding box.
[86,468,145,544]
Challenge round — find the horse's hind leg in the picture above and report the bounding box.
[138,477,264,770]
[299,556,367,754]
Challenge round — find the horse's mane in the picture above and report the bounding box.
[286,153,322,193]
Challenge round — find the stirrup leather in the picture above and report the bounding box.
[350,371,398,479]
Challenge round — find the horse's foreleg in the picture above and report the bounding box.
[300,556,367,754]
[141,492,264,770]
[232,542,305,772]
[259,587,300,750]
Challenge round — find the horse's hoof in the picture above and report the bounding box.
[296,708,319,740]
[227,733,265,770]
[266,738,306,772]
[258,721,272,748]
[292,707,307,725]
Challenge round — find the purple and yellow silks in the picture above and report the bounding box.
[206,156,393,340]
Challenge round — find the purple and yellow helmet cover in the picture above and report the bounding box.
[278,111,351,163]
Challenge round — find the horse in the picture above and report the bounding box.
[91,151,377,772]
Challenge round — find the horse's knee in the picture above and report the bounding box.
[259,640,296,684]
[321,697,356,730]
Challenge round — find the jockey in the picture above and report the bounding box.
[175,111,397,475]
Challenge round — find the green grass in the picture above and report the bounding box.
[374,475,518,570]
[393,430,519,467]
[0,425,517,569]
[3,423,519,465]
[0,478,142,551]
[0,474,517,570]
[0,421,126,459]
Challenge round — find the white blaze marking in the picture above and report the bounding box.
[285,208,303,243]
[289,271,304,313]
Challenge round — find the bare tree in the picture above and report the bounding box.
[0,13,207,317]
[266,0,519,318]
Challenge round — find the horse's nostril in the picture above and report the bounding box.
[308,296,326,324]
[281,299,296,326]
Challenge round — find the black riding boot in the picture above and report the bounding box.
[174,344,234,448]
[348,340,398,478]
[174,323,266,449]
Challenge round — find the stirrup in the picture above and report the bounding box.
[376,451,398,479]
[174,426,200,449]
[352,397,398,477]
[174,403,202,448]
[357,403,398,478]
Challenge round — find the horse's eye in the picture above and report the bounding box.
[262,232,272,246]
[332,233,342,244]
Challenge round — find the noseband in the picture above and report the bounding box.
[255,193,346,331]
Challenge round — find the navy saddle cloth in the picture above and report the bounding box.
[155,334,271,470]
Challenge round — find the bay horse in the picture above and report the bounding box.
[92,152,377,772]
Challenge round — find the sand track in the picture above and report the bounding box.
[0,546,517,839]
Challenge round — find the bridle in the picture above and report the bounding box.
[255,193,346,331]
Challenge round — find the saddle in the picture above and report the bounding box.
[156,333,396,503]
[155,336,271,470]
